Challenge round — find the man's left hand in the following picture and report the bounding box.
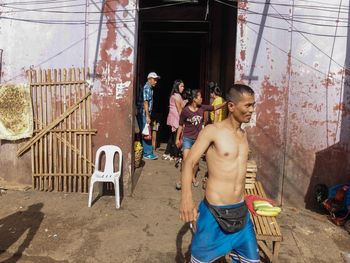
[179,197,198,223]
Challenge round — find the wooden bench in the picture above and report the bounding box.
[245,161,283,262]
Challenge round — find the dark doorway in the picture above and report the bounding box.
[136,1,237,143]
[139,28,208,142]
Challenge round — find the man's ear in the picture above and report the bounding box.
[227,101,235,112]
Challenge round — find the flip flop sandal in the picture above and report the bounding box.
[192,180,200,187]
[175,182,182,190]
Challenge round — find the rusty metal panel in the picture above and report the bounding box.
[236,0,350,207]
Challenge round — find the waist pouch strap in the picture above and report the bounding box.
[204,198,248,233]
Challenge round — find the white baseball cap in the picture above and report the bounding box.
[147,72,161,79]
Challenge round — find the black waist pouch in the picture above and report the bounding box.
[204,198,248,233]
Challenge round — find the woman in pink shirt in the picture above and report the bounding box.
[163,79,186,161]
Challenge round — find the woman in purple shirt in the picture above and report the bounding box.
[175,89,226,190]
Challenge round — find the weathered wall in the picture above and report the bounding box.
[0,0,137,194]
[236,0,350,208]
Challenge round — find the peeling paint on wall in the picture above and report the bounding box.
[236,0,350,207]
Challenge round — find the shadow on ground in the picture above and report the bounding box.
[0,203,44,263]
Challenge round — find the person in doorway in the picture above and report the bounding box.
[137,72,161,160]
[163,79,186,161]
[175,89,226,190]
[179,84,259,263]
[209,83,227,123]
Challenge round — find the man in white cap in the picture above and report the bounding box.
[137,72,161,160]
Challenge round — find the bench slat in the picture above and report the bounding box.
[244,166,283,262]
[245,181,282,240]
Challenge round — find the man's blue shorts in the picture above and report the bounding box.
[182,137,196,150]
[191,200,260,263]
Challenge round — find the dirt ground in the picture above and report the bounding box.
[0,147,350,263]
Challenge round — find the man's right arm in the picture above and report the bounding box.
[143,101,151,124]
[180,125,214,223]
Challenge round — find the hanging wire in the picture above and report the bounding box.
[245,24,327,76]
[224,0,350,12]
[267,3,350,77]
[0,0,81,5]
[212,0,350,74]
[1,0,349,79]
[0,16,137,25]
[245,20,348,37]
[1,0,349,23]
[0,0,349,31]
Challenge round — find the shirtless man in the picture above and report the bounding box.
[179,84,259,263]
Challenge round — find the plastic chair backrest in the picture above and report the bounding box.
[94,145,122,174]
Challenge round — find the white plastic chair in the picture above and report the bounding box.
[88,145,123,209]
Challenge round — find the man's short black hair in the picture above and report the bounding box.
[226,84,254,103]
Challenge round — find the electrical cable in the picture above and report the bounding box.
[224,0,350,13]
[245,20,348,37]
[0,0,80,5]
[215,0,350,26]
[213,0,350,74]
[0,16,136,25]
[0,0,349,30]
[245,23,328,77]
[268,3,350,75]
[1,0,349,22]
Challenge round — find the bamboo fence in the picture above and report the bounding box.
[24,68,96,192]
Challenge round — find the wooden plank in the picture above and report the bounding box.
[48,71,53,178]
[16,91,91,156]
[246,172,256,178]
[77,68,83,191]
[33,129,97,133]
[33,70,39,189]
[272,241,281,262]
[43,70,49,186]
[64,68,70,191]
[71,68,77,192]
[29,71,36,187]
[28,71,35,184]
[31,173,92,176]
[245,178,256,183]
[30,80,86,86]
[53,69,57,191]
[257,241,273,261]
[261,216,273,236]
[38,69,44,191]
[87,67,92,177]
[82,68,87,192]
[246,160,257,173]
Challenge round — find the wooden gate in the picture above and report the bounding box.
[17,68,96,192]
